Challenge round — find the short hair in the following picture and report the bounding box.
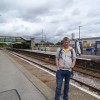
[62,37,70,43]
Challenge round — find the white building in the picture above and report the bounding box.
[70,37,100,48]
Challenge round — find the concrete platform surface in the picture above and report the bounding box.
[0,50,47,100]
[7,50,100,100]
[0,89,21,100]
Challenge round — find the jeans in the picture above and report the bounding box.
[55,70,71,100]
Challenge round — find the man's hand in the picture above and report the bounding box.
[57,67,59,70]
[70,60,76,68]
[56,58,59,71]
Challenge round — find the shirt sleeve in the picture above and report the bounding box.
[56,48,60,59]
[72,48,76,61]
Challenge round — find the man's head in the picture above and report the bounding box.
[62,37,70,48]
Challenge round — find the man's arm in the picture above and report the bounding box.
[55,48,60,70]
[56,58,59,70]
[71,48,76,68]
[71,60,76,68]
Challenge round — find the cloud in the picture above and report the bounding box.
[0,0,100,43]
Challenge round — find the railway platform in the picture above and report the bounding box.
[0,49,100,100]
[24,49,100,61]
[0,50,47,100]
[77,54,100,61]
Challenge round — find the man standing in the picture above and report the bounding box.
[55,37,76,100]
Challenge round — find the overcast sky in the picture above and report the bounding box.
[0,0,100,42]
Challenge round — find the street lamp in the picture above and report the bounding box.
[45,35,46,52]
[42,29,43,42]
[79,26,82,42]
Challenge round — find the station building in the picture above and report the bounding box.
[70,37,100,55]
[0,36,33,49]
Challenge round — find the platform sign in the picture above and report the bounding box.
[96,41,100,48]
[97,44,100,48]
[95,41,100,55]
[97,43,100,48]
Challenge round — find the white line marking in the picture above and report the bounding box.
[76,57,91,61]
[9,52,100,99]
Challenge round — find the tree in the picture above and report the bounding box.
[55,40,63,45]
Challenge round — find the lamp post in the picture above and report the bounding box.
[79,26,82,42]
[45,35,46,52]
[42,29,43,42]
[45,35,46,43]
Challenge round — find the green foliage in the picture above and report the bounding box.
[0,43,11,48]
[55,40,63,45]
[22,41,31,49]
[36,41,54,46]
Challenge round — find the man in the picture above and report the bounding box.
[55,37,76,100]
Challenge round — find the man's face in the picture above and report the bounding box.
[63,40,70,48]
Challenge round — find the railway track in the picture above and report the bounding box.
[73,66,100,79]
[5,50,100,96]
[8,49,100,79]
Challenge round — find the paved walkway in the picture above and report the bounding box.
[0,50,47,100]
[8,50,100,100]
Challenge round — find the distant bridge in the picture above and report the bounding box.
[0,36,28,43]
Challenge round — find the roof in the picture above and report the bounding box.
[79,37,100,40]
[71,37,100,41]
[14,42,22,44]
[0,36,32,41]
